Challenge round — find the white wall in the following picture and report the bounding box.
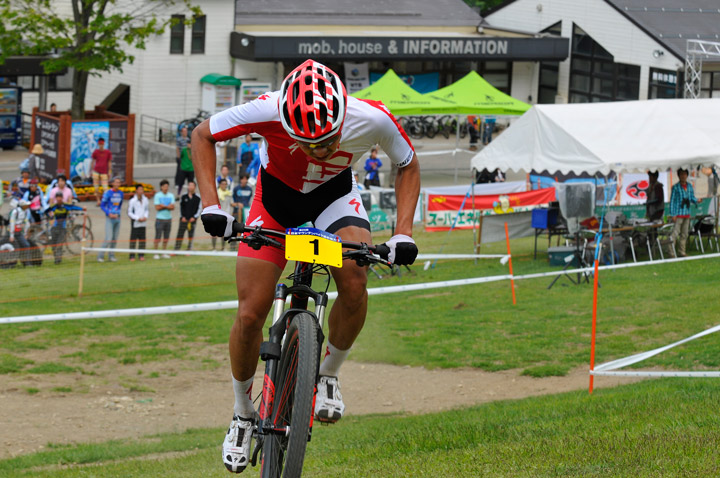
[486,0,684,101]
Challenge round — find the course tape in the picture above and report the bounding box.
[3,251,720,325]
[82,247,509,261]
[591,371,720,378]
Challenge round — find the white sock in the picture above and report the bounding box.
[318,342,350,377]
[232,376,255,418]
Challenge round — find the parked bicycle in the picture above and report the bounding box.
[177,109,211,136]
[227,221,389,478]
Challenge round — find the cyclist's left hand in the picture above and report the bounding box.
[384,234,418,265]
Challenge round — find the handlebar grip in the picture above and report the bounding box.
[232,220,245,235]
[374,244,390,260]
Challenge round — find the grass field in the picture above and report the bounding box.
[2,228,720,475]
[1,379,719,477]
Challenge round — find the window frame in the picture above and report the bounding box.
[170,14,185,54]
[191,15,206,54]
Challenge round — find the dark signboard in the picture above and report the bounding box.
[109,121,128,183]
[34,114,60,182]
[231,33,569,62]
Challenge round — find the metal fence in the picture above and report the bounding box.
[139,114,178,146]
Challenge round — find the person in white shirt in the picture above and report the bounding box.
[127,185,149,261]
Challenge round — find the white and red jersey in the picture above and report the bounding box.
[209,91,414,193]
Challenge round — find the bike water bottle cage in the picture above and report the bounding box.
[279,60,347,143]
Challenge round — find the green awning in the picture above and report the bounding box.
[423,71,530,115]
[350,69,456,115]
[200,73,242,87]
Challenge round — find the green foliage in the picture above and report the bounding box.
[462,0,506,12]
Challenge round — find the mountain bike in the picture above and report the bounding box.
[227,221,390,478]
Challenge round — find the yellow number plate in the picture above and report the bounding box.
[285,227,343,268]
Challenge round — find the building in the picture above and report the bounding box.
[483,0,720,103]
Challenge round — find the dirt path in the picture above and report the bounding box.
[0,343,639,459]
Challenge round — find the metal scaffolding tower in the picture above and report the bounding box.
[684,39,720,99]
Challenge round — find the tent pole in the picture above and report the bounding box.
[453,114,461,184]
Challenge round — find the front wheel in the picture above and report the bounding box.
[261,313,319,478]
[66,224,94,256]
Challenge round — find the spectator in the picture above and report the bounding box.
[467,115,479,151]
[175,127,193,197]
[153,179,175,259]
[354,171,365,191]
[98,177,123,263]
[46,169,77,202]
[127,184,149,261]
[212,178,233,252]
[22,180,45,223]
[216,164,234,191]
[47,175,73,206]
[238,134,258,175]
[50,103,57,112]
[363,147,382,188]
[13,169,32,197]
[175,180,201,252]
[8,199,32,263]
[231,174,253,223]
[91,137,112,206]
[482,117,496,145]
[645,171,665,221]
[669,168,702,258]
[45,192,85,264]
[26,144,44,181]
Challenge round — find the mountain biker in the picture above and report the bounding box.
[192,59,420,474]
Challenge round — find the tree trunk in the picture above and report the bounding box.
[71,68,89,119]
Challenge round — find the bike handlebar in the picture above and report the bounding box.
[229,221,390,263]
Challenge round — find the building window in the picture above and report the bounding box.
[0,68,73,92]
[170,15,185,54]
[700,71,720,98]
[568,24,640,103]
[191,15,206,54]
[538,21,562,104]
[649,68,679,99]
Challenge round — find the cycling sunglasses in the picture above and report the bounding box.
[297,134,341,150]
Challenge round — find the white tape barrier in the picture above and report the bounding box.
[591,371,720,378]
[4,250,720,325]
[83,247,509,261]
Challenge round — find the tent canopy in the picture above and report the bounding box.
[350,69,457,115]
[471,99,720,175]
[424,71,531,115]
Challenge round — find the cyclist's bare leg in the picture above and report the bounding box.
[230,256,283,382]
[326,225,371,350]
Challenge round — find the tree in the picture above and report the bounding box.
[0,0,201,118]
[462,0,506,13]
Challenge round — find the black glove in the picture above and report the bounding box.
[384,234,418,265]
[200,205,234,238]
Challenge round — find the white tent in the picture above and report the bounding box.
[471,99,720,175]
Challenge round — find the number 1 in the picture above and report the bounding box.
[309,238,319,255]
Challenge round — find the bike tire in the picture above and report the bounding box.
[66,225,93,256]
[407,120,424,140]
[261,313,319,478]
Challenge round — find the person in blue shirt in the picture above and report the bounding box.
[363,146,382,188]
[669,168,702,257]
[153,179,175,259]
[231,173,253,223]
[46,192,85,264]
[238,134,259,176]
[98,177,124,262]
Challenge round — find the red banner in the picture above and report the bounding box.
[425,187,556,231]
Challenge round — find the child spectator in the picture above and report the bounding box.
[175,180,201,252]
[231,174,253,223]
[8,199,32,264]
[98,177,123,263]
[45,192,85,264]
[153,179,175,259]
[127,184,149,261]
[363,147,382,188]
[22,180,45,223]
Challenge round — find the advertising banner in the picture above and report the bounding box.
[240,82,272,104]
[34,115,60,182]
[425,188,556,231]
[109,121,128,183]
[344,62,370,94]
[70,121,110,180]
[619,172,669,205]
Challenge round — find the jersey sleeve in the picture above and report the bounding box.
[209,91,279,142]
[363,101,415,169]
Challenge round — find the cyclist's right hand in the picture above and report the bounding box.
[200,205,235,238]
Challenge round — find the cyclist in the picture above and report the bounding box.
[192,59,420,473]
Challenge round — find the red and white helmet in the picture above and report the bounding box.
[279,60,347,143]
